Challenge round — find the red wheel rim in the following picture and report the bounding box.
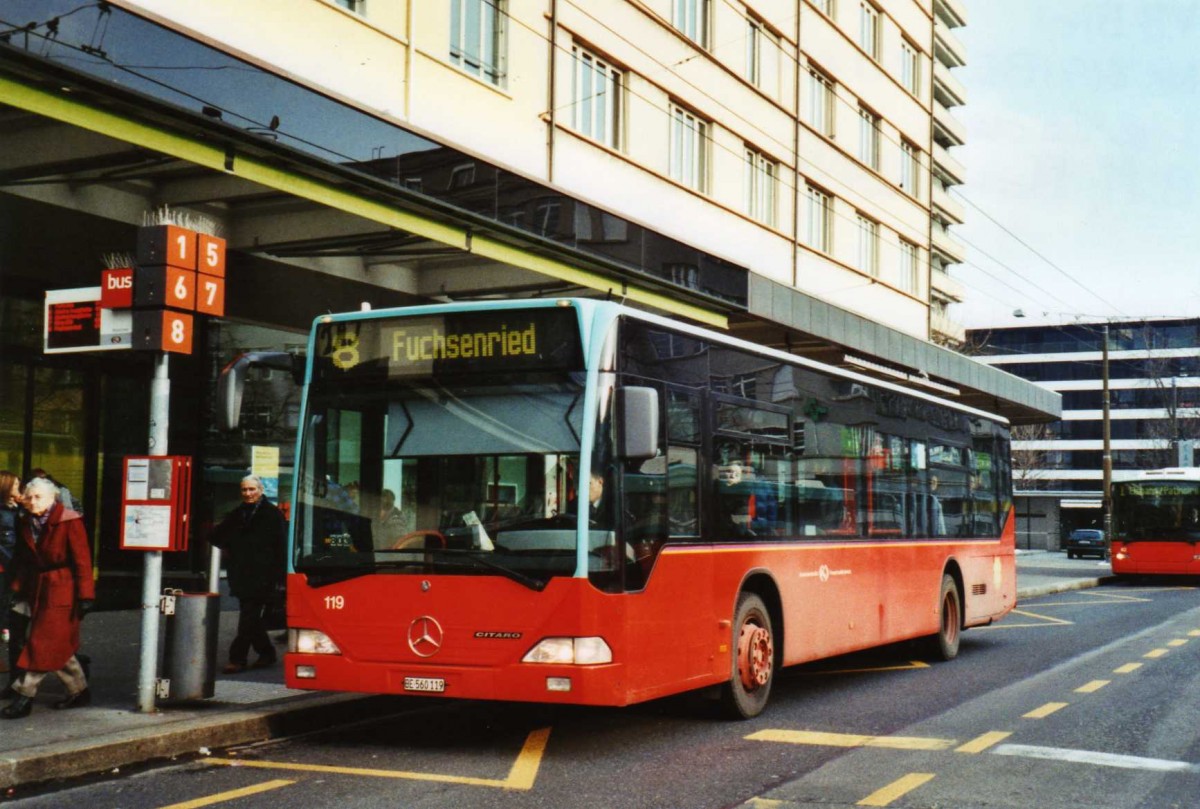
[737,619,773,690]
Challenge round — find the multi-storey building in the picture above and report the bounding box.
[969,318,1200,550]
[0,0,1053,602]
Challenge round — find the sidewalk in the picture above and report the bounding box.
[0,553,1113,791]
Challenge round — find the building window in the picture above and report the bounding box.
[571,47,621,149]
[450,0,506,86]
[806,67,835,137]
[812,0,834,16]
[804,185,831,252]
[745,16,780,96]
[901,39,920,95]
[859,2,880,60]
[334,0,363,12]
[855,214,878,276]
[673,0,710,48]
[900,140,920,197]
[899,239,918,294]
[670,105,709,192]
[858,106,880,171]
[745,148,777,227]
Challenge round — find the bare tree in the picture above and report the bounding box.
[1010,423,1055,492]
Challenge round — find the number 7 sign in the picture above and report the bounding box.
[195,275,225,316]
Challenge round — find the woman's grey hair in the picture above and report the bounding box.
[25,476,59,498]
[241,474,265,490]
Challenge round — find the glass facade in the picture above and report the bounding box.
[0,0,748,309]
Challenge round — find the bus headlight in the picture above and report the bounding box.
[290,628,342,655]
[522,637,612,665]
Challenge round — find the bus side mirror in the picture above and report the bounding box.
[618,386,660,460]
[216,351,304,430]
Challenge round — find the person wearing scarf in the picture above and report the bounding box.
[2,476,94,719]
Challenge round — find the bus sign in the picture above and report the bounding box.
[313,307,583,380]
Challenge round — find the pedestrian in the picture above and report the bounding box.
[1,471,23,697]
[28,468,80,518]
[210,474,286,674]
[1,477,94,719]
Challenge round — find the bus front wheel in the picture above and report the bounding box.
[930,574,962,661]
[719,592,774,719]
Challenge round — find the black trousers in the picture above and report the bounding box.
[228,598,276,665]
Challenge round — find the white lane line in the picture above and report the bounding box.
[994,744,1200,773]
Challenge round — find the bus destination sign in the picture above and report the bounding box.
[314,307,583,380]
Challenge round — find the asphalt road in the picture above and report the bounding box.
[7,580,1199,809]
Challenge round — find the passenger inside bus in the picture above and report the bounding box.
[716,460,757,537]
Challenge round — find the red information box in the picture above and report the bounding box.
[120,456,192,551]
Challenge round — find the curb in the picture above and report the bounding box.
[0,692,394,791]
[1017,576,1117,599]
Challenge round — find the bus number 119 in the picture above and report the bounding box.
[324,595,345,610]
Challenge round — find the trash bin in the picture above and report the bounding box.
[161,590,220,701]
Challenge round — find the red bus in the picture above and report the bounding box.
[1111,468,1200,576]
[227,299,1015,718]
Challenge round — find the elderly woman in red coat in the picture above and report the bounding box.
[1,477,94,719]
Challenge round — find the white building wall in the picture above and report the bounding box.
[121,0,948,341]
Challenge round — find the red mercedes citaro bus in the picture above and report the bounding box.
[1111,468,1200,576]
[220,299,1016,718]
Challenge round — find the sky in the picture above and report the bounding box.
[954,0,1200,328]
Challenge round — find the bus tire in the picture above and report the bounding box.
[719,591,774,719]
[930,574,962,661]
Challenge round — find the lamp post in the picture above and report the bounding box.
[1101,323,1112,544]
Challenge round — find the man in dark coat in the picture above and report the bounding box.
[210,474,286,673]
[1,477,94,719]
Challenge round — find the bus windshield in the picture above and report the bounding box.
[293,307,598,588]
[1113,481,1200,541]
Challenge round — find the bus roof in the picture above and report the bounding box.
[310,298,1010,427]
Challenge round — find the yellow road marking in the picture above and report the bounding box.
[1023,702,1068,719]
[1145,648,1170,659]
[1189,630,1200,637]
[986,608,1073,629]
[956,731,1011,754]
[747,729,955,751]
[1075,680,1110,694]
[1114,663,1142,674]
[1023,593,1151,606]
[800,660,930,676]
[208,727,551,791]
[158,780,294,809]
[1167,639,1188,647]
[858,773,935,807]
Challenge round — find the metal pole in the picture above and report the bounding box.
[137,354,170,713]
[1101,324,1113,545]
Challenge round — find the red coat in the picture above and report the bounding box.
[12,502,95,671]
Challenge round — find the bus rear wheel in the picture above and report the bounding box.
[719,592,774,719]
[930,574,962,661]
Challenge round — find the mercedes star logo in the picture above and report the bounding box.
[407,615,444,658]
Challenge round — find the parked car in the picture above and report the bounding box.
[1065,528,1107,559]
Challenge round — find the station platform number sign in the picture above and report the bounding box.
[44,224,226,356]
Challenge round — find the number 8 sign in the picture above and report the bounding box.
[133,310,193,354]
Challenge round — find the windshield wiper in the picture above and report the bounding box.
[373,547,547,591]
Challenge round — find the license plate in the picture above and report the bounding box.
[404,677,446,693]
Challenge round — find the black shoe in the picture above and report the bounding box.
[51,688,91,710]
[0,684,15,700]
[1,695,32,719]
